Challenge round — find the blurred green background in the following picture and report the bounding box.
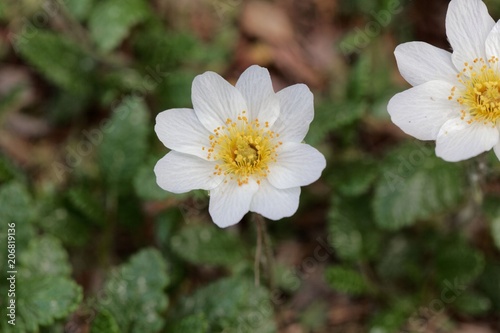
[1,0,500,332]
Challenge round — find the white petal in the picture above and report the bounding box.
[154,151,222,193]
[436,118,499,162]
[155,108,211,160]
[494,141,500,160]
[446,0,495,69]
[271,84,314,143]
[485,20,500,60]
[192,71,248,132]
[394,42,458,86]
[267,142,326,189]
[236,65,280,126]
[387,80,460,140]
[250,180,300,221]
[208,179,259,228]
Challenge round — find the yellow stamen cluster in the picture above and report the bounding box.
[450,57,500,126]
[203,111,281,186]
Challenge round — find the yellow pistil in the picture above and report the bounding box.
[450,56,500,126]
[206,111,279,186]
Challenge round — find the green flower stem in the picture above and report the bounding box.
[253,213,275,290]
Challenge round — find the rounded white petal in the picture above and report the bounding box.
[436,118,499,162]
[192,71,248,132]
[154,151,222,193]
[494,141,500,161]
[394,42,458,86]
[155,108,211,160]
[250,180,300,221]
[446,0,495,69]
[485,20,500,60]
[387,80,460,141]
[235,65,280,126]
[272,84,314,143]
[209,179,259,228]
[267,142,326,189]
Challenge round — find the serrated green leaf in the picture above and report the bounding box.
[1,236,82,333]
[373,142,465,230]
[0,181,33,224]
[96,248,169,333]
[98,95,149,191]
[175,277,276,333]
[171,224,247,266]
[89,0,149,53]
[453,291,491,316]
[16,276,82,332]
[0,182,35,274]
[19,236,72,278]
[325,266,369,295]
[90,310,120,333]
[14,30,95,94]
[328,196,381,262]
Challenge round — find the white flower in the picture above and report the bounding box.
[154,65,326,228]
[388,0,500,162]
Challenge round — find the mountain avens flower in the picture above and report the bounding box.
[154,65,326,227]
[388,0,500,162]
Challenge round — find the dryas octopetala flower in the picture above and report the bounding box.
[388,0,500,162]
[154,65,326,227]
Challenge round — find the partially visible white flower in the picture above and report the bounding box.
[388,0,500,162]
[154,65,326,228]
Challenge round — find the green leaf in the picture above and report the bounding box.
[168,313,209,333]
[64,0,95,21]
[66,186,105,225]
[98,95,149,191]
[175,277,276,333]
[14,30,95,94]
[329,158,378,197]
[90,310,120,333]
[306,101,366,145]
[328,196,381,262]
[453,291,491,316]
[0,154,25,184]
[16,276,82,332]
[89,0,150,53]
[171,224,247,266]
[0,182,35,273]
[435,240,484,287]
[94,248,169,333]
[325,266,369,296]
[369,297,415,333]
[0,181,33,224]
[477,261,500,310]
[373,142,465,230]
[19,236,72,278]
[2,236,82,333]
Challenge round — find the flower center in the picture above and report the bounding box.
[450,57,500,125]
[204,111,281,186]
